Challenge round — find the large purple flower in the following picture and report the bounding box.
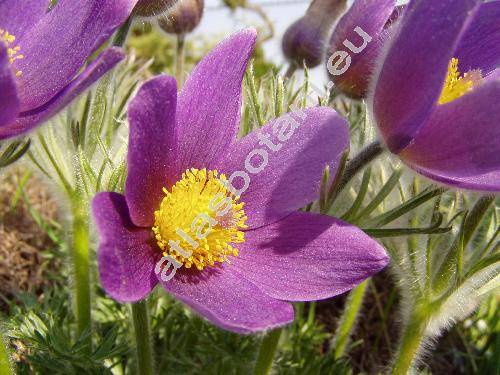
[370,0,500,191]
[92,30,388,333]
[0,0,138,140]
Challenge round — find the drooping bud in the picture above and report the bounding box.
[158,0,205,35]
[134,0,179,18]
[282,0,347,70]
[326,0,398,99]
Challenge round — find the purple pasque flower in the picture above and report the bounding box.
[370,0,500,191]
[282,0,347,69]
[157,0,204,35]
[327,0,398,99]
[134,0,178,18]
[92,29,389,334]
[0,0,139,140]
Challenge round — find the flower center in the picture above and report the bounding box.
[0,29,23,77]
[152,168,247,271]
[439,58,482,105]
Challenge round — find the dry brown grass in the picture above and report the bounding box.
[0,169,60,311]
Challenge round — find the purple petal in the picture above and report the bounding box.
[160,266,294,334]
[16,0,137,111]
[281,0,347,69]
[330,0,395,48]
[175,29,256,173]
[0,48,124,140]
[232,212,388,301]
[399,80,500,191]
[327,0,395,98]
[372,0,481,153]
[0,0,48,39]
[93,192,160,303]
[485,68,500,82]
[0,44,19,128]
[282,17,326,69]
[125,75,178,228]
[215,107,348,229]
[455,0,500,76]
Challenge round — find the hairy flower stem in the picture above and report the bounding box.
[176,34,186,86]
[0,327,12,375]
[132,301,155,375]
[433,195,495,294]
[253,329,282,375]
[284,63,297,80]
[332,279,369,359]
[462,195,494,246]
[337,141,384,194]
[70,195,91,349]
[392,306,429,374]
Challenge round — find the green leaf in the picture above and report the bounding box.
[0,138,31,168]
[365,186,445,228]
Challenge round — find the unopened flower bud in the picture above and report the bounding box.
[134,0,179,18]
[158,0,204,35]
[282,0,347,69]
[326,0,398,99]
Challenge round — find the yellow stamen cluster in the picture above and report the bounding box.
[0,29,23,77]
[153,168,248,271]
[439,58,482,105]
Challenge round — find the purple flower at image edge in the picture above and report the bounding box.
[92,29,389,334]
[370,0,500,191]
[0,0,139,140]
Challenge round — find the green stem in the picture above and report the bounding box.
[307,302,316,326]
[338,141,384,194]
[245,62,265,127]
[274,76,284,117]
[70,195,91,349]
[132,301,155,375]
[341,167,371,221]
[253,329,282,375]
[433,195,494,294]
[38,134,73,194]
[175,34,186,86]
[332,279,369,359]
[0,327,12,375]
[392,307,428,375]
[244,3,274,42]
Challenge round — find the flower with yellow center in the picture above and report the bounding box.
[93,31,391,333]
[439,58,483,105]
[0,29,23,77]
[0,0,139,141]
[370,0,500,192]
[152,168,247,271]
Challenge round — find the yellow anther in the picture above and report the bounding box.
[152,168,247,271]
[0,29,23,77]
[439,58,482,105]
